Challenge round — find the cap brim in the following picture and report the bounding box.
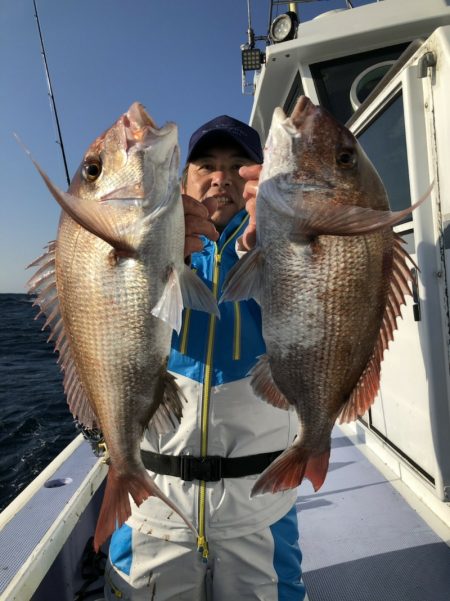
[186,131,262,164]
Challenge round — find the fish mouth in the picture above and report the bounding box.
[96,103,179,204]
[124,102,178,153]
[272,106,299,137]
[125,102,180,180]
[271,96,319,136]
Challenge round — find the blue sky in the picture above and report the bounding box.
[0,0,369,293]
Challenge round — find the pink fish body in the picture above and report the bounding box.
[222,96,426,497]
[27,103,217,550]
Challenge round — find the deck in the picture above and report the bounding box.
[299,426,450,601]
[2,426,450,600]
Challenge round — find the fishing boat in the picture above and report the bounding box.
[2,1,450,599]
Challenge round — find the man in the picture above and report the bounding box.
[104,116,307,601]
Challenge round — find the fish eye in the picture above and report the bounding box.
[82,158,102,181]
[336,148,357,169]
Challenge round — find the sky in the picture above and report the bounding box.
[0,0,371,293]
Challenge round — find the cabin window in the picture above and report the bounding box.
[310,43,409,124]
[284,72,305,116]
[357,92,412,219]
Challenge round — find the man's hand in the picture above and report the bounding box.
[239,164,262,251]
[183,195,219,258]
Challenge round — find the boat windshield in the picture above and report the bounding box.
[357,92,412,219]
[310,43,409,124]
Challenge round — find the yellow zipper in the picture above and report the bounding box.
[179,309,191,354]
[197,216,249,561]
[197,249,220,561]
[233,302,241,360]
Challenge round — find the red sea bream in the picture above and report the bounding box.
[27,103,218,550]
[222,96,426,497]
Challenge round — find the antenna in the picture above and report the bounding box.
[33,0,71,187]
[241,0,267,95]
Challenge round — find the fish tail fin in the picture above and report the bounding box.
[93,465,197,552]
[94,466,132,552]
[251,445,330,497]
[304,450,330,491]
[129,470,198,539]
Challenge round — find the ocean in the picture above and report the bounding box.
[0,293,78,512]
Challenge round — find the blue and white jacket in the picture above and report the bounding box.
[129,210,298,546]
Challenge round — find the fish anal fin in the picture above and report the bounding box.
[148,371,185,435]
[340,235,416,424]
[251,446,330,497]
[220,247,264,304]
[250,355,291,410]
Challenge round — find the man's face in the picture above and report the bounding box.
[183,145,256,230]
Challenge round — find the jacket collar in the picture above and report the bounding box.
[200,209,248,253]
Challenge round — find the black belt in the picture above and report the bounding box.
[141,449,283,482]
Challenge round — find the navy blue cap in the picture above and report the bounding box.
[186,115,263,164]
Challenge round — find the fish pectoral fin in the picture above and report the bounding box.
[291,182,432,238]
[179,266,220,317]
[153,263,221,334]
[151,267,183,333]
[29,154,139,254]
[219,246,264,304]
[250,355,291,410]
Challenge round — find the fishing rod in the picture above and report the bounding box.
[33,0,71,187]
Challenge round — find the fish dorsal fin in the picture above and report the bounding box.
[220,246,264,304]
[27,244,99,430]
[250,355,291,410]
[147,370,185,435]
[339,234,415,423]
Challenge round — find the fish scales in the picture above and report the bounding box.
[57,216,168,460]
[264,233,390,422]
[57,210,172,402]
[221,96,426,497]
